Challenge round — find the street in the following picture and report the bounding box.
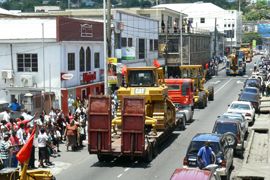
[52,59,257,180]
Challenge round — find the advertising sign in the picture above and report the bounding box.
[252,40,256,49]
[122,47,135,60]
[108,57,117,64]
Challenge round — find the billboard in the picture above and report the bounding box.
[257,24,270,38]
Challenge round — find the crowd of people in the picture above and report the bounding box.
[0,98,88,170]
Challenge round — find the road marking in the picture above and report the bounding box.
[209,80,221,85]
[214,78,233,95]
[236,80,244,84]
[117,173,123,178]
[124,168,130,172]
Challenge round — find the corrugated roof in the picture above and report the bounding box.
[155,2,226,16]
[0,18,56,40]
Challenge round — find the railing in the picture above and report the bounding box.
[159,26,210,35]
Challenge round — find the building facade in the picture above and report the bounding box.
[0,17,104,115]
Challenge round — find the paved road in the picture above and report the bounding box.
[51,58,258,180]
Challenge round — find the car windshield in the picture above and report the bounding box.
[220,115,243,122]
[245,79,260,87]
[239,93,258,102]
[213,122,238,135]
[187,141,220,154]
[128,70,155,87]
[174,103,190,110]
[230,103,250,110]
[243,88,258,94]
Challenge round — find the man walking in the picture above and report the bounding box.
[197,141,215,169]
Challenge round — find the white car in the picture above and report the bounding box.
[227,101,255,125]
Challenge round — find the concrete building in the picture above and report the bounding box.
[155,2,241,55]
[18,8,159,67]
[0,17,104,115]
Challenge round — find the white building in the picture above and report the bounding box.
[0,17,105,115]
[156,2,242,53]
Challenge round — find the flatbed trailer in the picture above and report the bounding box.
[88,96,181,162]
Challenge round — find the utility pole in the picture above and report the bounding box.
[165,21,168,78]
[103,0,108,95]
[214,17,217,56]
[107,0,112,57]
[180,13,183,66]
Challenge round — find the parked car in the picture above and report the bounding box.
[241,87,260,101]
[183,133,234,180]
[170,167,221,180]
[238,92,260,113]
[227,101,255,125]
[244,78,261,90]
[212,119,245,157]
[218,112,248,139]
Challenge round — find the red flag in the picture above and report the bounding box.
[122,65,127,75]
[16,128,36,164]
[153,59,160,68]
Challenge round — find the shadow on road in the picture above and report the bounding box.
[90,133,180,169]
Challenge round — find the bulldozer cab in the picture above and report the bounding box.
[125,67,163,87]
[179,65,205,92]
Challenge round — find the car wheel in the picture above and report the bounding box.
[222,132,237,149]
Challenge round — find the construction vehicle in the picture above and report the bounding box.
[178,65,214,109]
[226,50,246,76]
[88,67,184,162]
[240,43,253,63]
[165,78,194,126]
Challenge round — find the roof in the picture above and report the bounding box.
[170,168,211,180]
[0,7,16,16]
[192,133,221,142]
[0,18,56,40]
[155,2,226,17]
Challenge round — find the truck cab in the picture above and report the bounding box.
[165,78,194,122]
[226,50,246,76]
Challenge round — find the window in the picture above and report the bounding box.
[150,39,153,51]
[232,24,235,28]
[94,52,100,68]
[86,47,91,71]
[80,47,85,72]
[224,24,227,27]
[17,53,38,72]
[228,24,231,27]
[121,38,127,47]
[200,18,205,23]
[68,53,75,71]
[128,38,133,47]
[154,39,158,51]
[139,39,145,59]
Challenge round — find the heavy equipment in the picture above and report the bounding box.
[178,65,214,109]
[226,50,246,76]
[88,67,183,162]
[240,43,253,63]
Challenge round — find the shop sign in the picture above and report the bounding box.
[61,73,74,80]
[122,47,135,60]
[83,71,96,82]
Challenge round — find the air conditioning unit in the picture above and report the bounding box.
[1,70,13,79]
[20,75,34,87]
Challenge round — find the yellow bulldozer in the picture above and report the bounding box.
[179,65,214,109]
[240,43,253,62]
[113,67,176,132]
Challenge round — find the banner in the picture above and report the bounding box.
[122,47,135,60]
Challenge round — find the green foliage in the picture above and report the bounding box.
[243,0,270,21]
[242,32,262,45]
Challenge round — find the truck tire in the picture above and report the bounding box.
[144,144,153,163]
[198,92,205,109]
[208,86,214,101]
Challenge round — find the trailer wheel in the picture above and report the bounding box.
[97,154,113,162]
[208,86,214,101]
[144,144,153,163]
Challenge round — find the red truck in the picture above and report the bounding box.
[165,78,194,128]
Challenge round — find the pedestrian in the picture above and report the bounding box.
[8,99,21,112]
[37,128,48,168]
[9,130,20,167]
[0,133,11,168]
[262,81,266,96]
[64,120,78,151]
[197,141,215,169]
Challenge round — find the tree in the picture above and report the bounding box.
[242,32,263,45]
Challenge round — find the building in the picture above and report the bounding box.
[18,8,159,67]
[0,17,104,115]
[155,2,241,55]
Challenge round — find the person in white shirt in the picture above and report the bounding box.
[37,128,48,167]
[0,108,10,123]
[16,123,25,144]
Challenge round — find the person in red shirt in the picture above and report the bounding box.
[9,130,21,167]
